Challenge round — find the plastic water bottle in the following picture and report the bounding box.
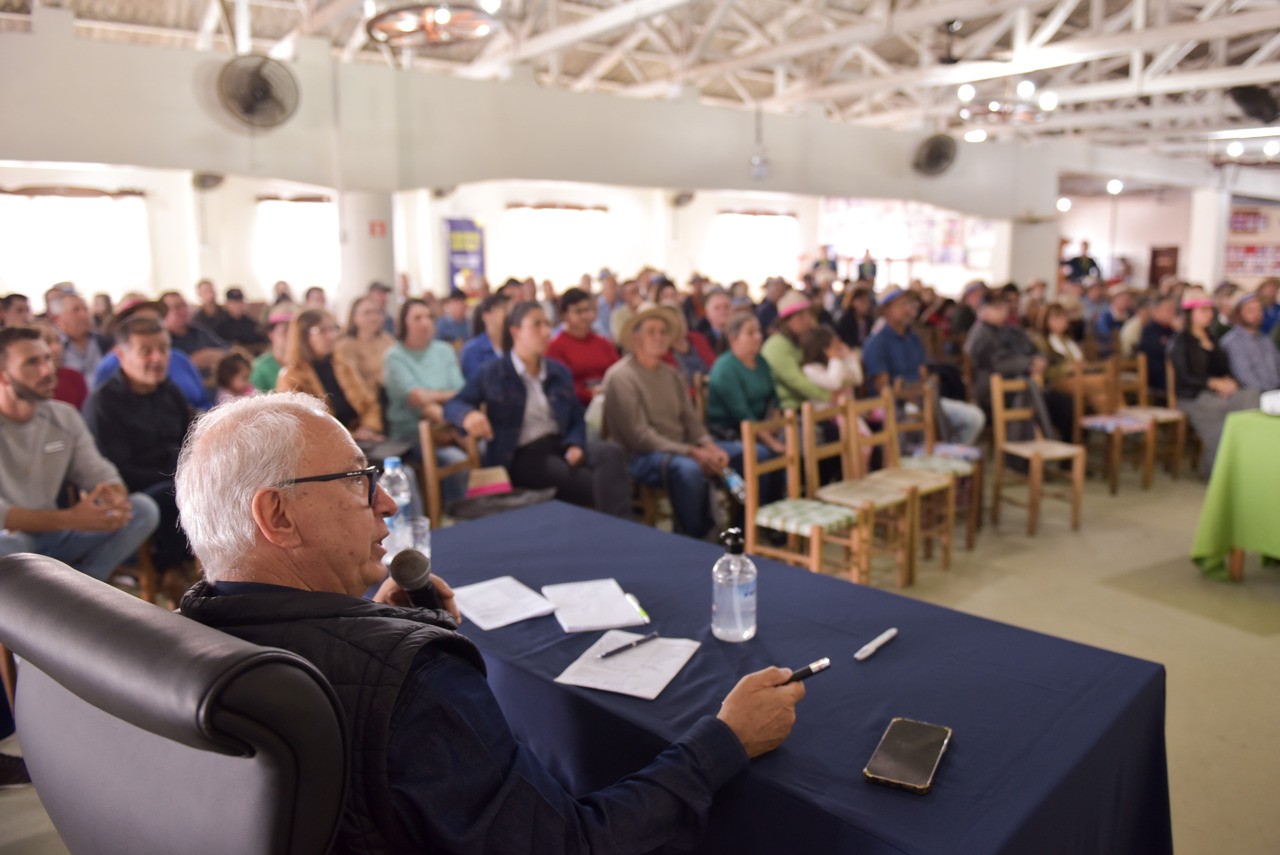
[711,528,757,642]
[721,467,747,504]
[379,457,412,557]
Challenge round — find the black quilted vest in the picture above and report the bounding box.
[181,580,486,855]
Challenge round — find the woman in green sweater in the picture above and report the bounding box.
[707,313,785,455]
[759,291,832,411]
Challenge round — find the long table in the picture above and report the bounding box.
[434,502,1172,855]
[1191,409,1280,581]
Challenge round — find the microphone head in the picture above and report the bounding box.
[388,548,432,591]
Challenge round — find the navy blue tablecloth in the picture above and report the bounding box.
[434,502,1172,855]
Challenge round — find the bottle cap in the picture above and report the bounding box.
[719,527,745,555]
[383,456,401,469]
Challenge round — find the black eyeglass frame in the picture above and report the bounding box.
[273,465,382,506]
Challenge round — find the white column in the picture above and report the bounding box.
[338,191,396,316]
[1186,187,1229,287]
[1008,220,1062,290]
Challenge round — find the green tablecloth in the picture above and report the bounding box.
[1191,409,1280,580]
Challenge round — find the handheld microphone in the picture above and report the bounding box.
[388,549,444,611]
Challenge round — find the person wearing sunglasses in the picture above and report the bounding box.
[176,392,804,855]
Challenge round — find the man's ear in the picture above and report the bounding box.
[250,488,303,549]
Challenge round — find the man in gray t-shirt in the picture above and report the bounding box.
[0,328,158,581]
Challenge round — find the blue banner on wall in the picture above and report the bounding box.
[445,218,485,290]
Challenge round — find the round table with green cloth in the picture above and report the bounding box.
[1190,409,1280,581]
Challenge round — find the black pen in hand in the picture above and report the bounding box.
[784,657,831,683]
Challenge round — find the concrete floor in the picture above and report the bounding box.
[2,469,1278,853]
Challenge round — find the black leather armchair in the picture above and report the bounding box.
[0,554,347,855]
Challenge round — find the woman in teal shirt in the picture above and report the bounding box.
[706,313,785,457]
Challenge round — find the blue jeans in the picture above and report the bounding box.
[629,441,774,539]
[0,492,160,581]
[940,397,986,446]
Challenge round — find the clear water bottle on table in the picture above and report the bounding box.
[379,457,413,558]
[711,527,757,642]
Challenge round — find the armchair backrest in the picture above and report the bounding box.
[0,554,347,855]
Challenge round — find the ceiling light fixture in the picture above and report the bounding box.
[1107,179,1123,195]
[1016,80,1036,100]
[367,3,499,47]
[1264,140,1280,158]
[957,84,976,103]
[963,128,988,143]
[1056,197,1072,212]
[1225,141,1245,158]
[1038,91,1059,111]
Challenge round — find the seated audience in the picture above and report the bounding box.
[365,281,395,334]
[836,284,875,349]
[593,271,623,340]
[276,309,385,443]
[250,310,293,392]
[544,287,619,406]
[695,289,733,356]
[948,282,986,340]
[2,294,32,327]
[755,277,789,335]
[211,288,268,349]
[661,306,717,392]
[608,279,645,346]
[603,307,741,539]
[705,314,785,456]
[1118,294,1151,359]
[383,299,470,505]
[214,351,259,407]
[33,320,87,410]
[0,327,159,582]
[1138,296,1180,393]
[435,289,470,347]
[50,291,111,380]
[175,392,802,854]
[160,290,228,373]
[1258,278,1279,334]
[304,286,329,310]
[337,296,395,396]
[83,316,195,589]
[760,292,833,412]
[1092,286,1132,358]
[539,280,559,325]
[91,294,113,332]
[1080,278,1108,331]
[800,325,862,398]
[863,289,985,445]
[460,294,510,381]
[93,299,213,412]
[1169,294,1261,477]
[1032,303,1110,415]
[1219,292,1280,392]
[1209,282,1236,340]
[729,280,754,308]
[192,279,227,330]
[446,301,630,517]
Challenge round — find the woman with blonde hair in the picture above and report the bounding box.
[336,296,395,395]
[276,308,385,442]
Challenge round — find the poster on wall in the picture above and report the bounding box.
[1224,244,1280,277]
[445,218,485,290]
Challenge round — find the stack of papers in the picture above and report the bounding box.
[451,576,555,631]
[555,630,701,700]
[540,578,649,633]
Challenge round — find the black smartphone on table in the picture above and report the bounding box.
[863,717,953,795]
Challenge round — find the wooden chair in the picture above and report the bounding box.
[1115,353,1187,479]
[1069,359,1156,495]
[990,374,1086,535]
[801,397,915,587]
[849,389,957,576]
[895,374,983,551]
[418,419,481,529]
[693,373,709,424]
[0,641,14,712]
[742,412,869,580]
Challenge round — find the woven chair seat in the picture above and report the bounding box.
[902,454,974,477]
[755,498,857,535]
[1118,405,1183,424]
[815,479,911,511]
[1081,413,1152,434]
[914,442,983,462]
[864,467,952,493]
[1002,439,1082,460]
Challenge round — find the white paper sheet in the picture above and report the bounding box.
[540,578,648,633]
[554,630,700,700]
[451,576,555,631]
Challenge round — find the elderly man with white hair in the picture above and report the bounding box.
[175,392,804,855]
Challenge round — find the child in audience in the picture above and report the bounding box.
[214,352,258,407]
[800,326,863,397]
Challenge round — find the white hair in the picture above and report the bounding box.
[175,391,330,582]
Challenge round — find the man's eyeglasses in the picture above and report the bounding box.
[273,466,381,506]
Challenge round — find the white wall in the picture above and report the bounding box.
[1058,193,1193,287]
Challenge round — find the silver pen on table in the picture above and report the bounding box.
[854,627,898,661]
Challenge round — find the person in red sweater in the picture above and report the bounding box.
[545,287,620,406]
[35,320,87,410]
